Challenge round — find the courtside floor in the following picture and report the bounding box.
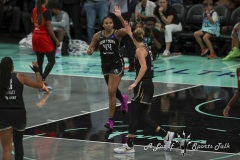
[0,43,240,160]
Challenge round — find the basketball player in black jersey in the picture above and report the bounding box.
[0,57,43,160]
[114,25,175,154]
[87,16,129,130]
[223,67,240,117]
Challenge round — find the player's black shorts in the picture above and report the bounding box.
[0,109,26,131]
[101,59,124,76]
[132,79,154,105]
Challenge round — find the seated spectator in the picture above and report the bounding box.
[0,0,21,35]
[48,1,70,57]
[153,0,182,57]
[223,22,240,61]
[194,0,220,59]
[134,0,156,25]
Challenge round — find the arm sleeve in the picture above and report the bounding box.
[51,13,69,28]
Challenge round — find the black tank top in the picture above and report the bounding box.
[99,30,122,63]
[135,45,154,79]
[0,73,24,109]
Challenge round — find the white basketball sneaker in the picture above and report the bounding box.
[114,144,135,154]
[164,131,175,151]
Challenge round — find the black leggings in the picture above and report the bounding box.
[36,51,55,81]
[13,130,24,160]
[104,75,123,102]
[129,100,158,135]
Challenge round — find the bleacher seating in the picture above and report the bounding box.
[175,3,204,54]
[171,3,240,56]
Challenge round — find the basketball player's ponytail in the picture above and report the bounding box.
[0,57,13,99]
[36,0,45,25]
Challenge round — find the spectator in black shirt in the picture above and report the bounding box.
[154,0,182,57]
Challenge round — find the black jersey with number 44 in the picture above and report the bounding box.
[135,45,154,80]
[99,30,122,65]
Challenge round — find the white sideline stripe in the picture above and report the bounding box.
[153,85,200,97]
[221,64,240,70]
[162,55,182,60]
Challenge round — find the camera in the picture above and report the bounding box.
[144,27,151,34]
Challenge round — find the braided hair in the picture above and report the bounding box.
[0,57,13,99]
[36,0,47,25]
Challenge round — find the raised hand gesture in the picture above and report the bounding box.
[114,6,121,17]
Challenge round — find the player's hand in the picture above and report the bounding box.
[223,105,230,117]
[128,83,137,92]
[55,40,60,47]
[87,47,94,55]
[124,21,132,34]
[159,7,164,13]
[114,6,121,17]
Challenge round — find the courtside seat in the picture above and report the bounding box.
[177,4,204,54]
[172,3,187,52]
[210,5,230,55]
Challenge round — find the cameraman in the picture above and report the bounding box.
[143,17,163,60]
